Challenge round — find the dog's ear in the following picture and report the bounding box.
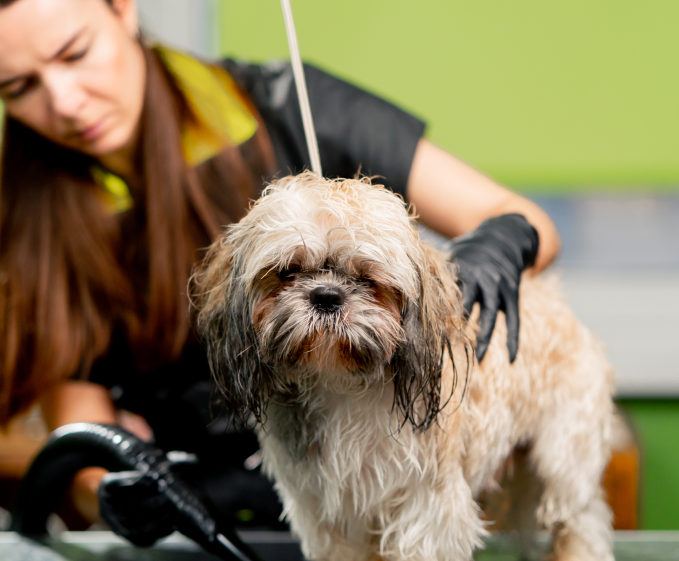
[193,241,271,426]
[390,243,471,430]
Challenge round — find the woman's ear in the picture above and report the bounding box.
[109,0,140,39]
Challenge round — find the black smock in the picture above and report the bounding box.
[89,61,426,527]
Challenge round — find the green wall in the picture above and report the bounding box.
[220,1,679,192]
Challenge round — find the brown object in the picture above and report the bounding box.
[603,411,640,530]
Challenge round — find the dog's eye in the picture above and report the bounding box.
[359,276,377,287]
[277,266,301,282]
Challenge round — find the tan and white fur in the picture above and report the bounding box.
[194,173,615,561]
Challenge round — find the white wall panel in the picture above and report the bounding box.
[137,0,219,58]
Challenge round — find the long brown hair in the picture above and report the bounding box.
[0,43,274,424]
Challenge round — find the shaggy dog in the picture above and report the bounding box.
[193,173,614,561]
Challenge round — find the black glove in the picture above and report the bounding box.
[98,470,175,547]
[449,213,539,363]
[98,451,198,548]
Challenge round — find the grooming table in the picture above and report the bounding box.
[2,531,679,560]
[0,531,301,561]
[477,532,679,560]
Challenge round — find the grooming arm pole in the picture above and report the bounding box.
[279,0,322,176]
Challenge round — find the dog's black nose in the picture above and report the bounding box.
[309,286,345,312]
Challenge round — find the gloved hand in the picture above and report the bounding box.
[98,470,175,547]
[98,450,199,548]
[449,213,539,363]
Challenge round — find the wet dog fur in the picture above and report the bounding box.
[194,173,615,561]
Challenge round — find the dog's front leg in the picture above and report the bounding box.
[260,438,378,561]
[377,465,487,561]
[289,508,377,561]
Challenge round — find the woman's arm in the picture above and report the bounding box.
[407,139,559,362]
[41,382,173,542]
[41,381,119,430]
[407,139,560,272]
[40,381,120,524]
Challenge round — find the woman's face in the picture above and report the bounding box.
[0,0,145,158]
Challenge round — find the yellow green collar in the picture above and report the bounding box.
[156,45,257,167]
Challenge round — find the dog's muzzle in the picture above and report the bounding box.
[309,286,345,313]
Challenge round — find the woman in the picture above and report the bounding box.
[0,0,560,540]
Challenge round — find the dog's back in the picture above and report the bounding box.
[448,274,615,560]
[459,275,614,491]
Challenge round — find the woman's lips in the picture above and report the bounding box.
[77,115,109,141]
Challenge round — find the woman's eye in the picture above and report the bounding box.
[4,80,32,100]
[65,48,88,63]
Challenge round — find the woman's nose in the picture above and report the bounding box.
[43,70,87,120]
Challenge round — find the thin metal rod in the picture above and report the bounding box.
[279,0,322,176]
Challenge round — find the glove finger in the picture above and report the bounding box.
[100,470,144,488]
[121,519,176,548]
[460,279,478,318]
[100,471,162,505]
[100,470,155,495]
[501,287,520,363]
[475,293,500,363]
[105,494,172,522]
[104,510,171,540]
[115,507,175,531]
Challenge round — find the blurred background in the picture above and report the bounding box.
[3,0,679,534]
